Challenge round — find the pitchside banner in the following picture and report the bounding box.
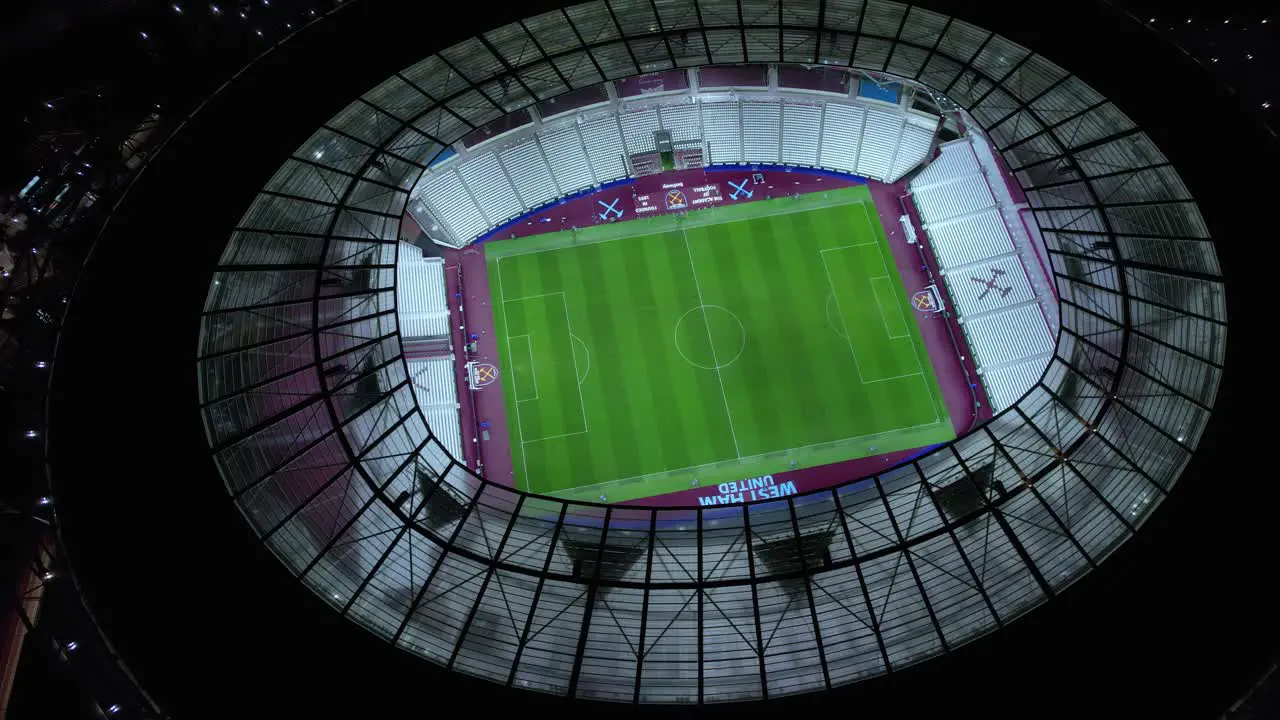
[696,474,798,506]
[634,181,723,214]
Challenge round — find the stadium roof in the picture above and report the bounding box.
[45,0,1272,715]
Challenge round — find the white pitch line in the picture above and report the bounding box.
[863,371,924,384]
[819,250,868,384]
[857,202,940,421]
[561,292,589,433]
[496,257,532,493]
[549,419,947,496]
[509,334,539,402]
[523,429,590,443]
[491,199,876,262]
[681,229,742,459]
[503,290,565,304]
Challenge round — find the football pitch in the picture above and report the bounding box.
[486,185,954,503]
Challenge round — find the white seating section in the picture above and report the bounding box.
[981,360,1054,415]
[701,101,742,165]
[856,107,903,180]
[411,86,942,247]
[399,247,464,463]
[889,118,938,182]
[499,139,558,211]
[741,101,782,164]
[620,107,661,156]
[579,115,628,183]
[457,153,523,226]
[781,102,821,166]
[944,254,1035,316]
[659,102,701,144]
[818,103,864,171]
[537,126,593,196]
[406,357,464,461]
[395,247,451,340]
[420,169,488,242]
[912,174,994,224]
[963,304,1054,367]
[910,139,1054,411]
[925,209,1014,267]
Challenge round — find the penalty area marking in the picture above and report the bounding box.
[570,334,591,385]
[495,260,590,490]
[509,334,539,402]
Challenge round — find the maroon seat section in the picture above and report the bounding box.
[536,84,609,119]
[615,69,691,97]
[460,108,533,148]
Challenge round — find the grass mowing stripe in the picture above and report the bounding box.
[680,227,741,459]
[712,216,817,455]
[554,248,608,489]
[603,237,669,476]
[657,231,733,466]
[484,186,953,502]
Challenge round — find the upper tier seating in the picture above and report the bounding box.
[411,81,941,247]
[781,102,822,166]
[701,101,743,165]
[741,101,782,164]
[499,139,559,211]
[537,125,594,195]
[457,153,523,226]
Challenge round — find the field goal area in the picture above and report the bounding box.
[487,185,953,503]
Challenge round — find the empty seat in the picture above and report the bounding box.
[659,102,702,144]
[499,139,559,211]
[537,125,594,196]
[396,254,451,340]
[963,303,1054,368]
[620,107,662,156]
[781,102,822,166]
[855,106,904,180]
[457,153,523,225]
[913,174,995,224]
[741,101,781,164]
[888,119,937,181]
[981,357,1052,412]
[911,139,981,188]
[923,208,1015,268]
[419,169,488,242]
[818,103,865,172]
[407,356,464,460]
[944,254,1037,318]
[579,115,628,182]
[701,101,742,165]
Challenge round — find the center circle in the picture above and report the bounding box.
[674,305,746,370]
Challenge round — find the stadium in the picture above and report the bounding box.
[26,0,1273,716]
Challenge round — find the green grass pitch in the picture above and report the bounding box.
[485,185,954,503]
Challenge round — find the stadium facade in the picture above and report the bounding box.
[45,0,1248,713]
